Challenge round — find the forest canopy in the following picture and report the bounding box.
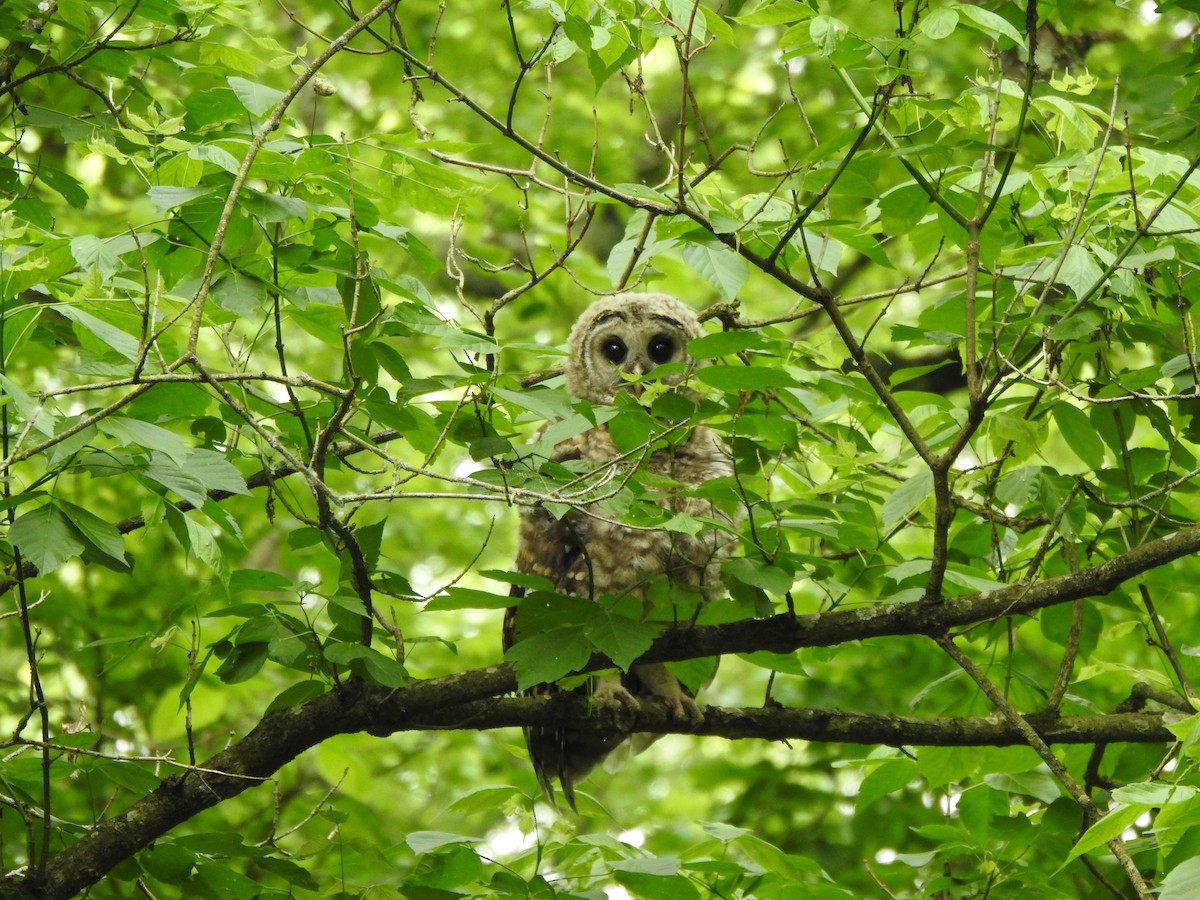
[3,0,1200,897]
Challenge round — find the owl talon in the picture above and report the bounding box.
[593,678,641,712]
[661,692,704,725]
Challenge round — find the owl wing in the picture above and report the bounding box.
[504,503,624,810]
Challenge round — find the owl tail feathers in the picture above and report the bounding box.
[525,725,626,812]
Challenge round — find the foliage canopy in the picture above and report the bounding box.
[3,0,1200,897]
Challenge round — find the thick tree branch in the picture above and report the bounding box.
[644,525,1200,662]
[399,696,1175,747]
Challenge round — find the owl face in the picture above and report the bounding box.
[565,293,707,403]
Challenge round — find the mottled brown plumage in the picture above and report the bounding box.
[503,293,739,808]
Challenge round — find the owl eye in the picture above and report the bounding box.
[600,336,627,364]
[647,334,675,364]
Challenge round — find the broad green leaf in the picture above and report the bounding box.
[1035,95,1102,151]
[879,183,932,234]
[1161,856,1200,900]
[147,185,212,212]
[722,557,794,594]
[881,469,933,531]
[958,5,1025,45]
[58,307,142,362]
[736,1,813,26]
[39,166,89,208]
[167,507,230,582]
[695,365,798,391]
[612,871,700,900]
[425,587,514,611]
[57,500,127,564]
[1051,403,1105,469]
[1055,244,1104,300]
[611,856,682,876]
[682,242,748,300]
[920,7,958,39]
[582,609,658,672]
[407,831,481,854]
[265,681,326,715]
[99,417,194,463]
[324,644,408,687]
[0,373,59,436]
[809,15,847,55]
[214,641,268,684]
[856,757,918,810]
[228,75,287,116]
[995,465,1040,506]
[69,235,123,279]
[0,241,75,302]
[1064,803,1144,864]
[688,330,764,358]
[489,385,575,422]
[1110,782,1196,805]
[505,626,592,691]
[9,504,85,573]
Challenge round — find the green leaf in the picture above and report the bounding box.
[856,758,918,810]
[1161,856,1200,900]
[147,185,213,212]
[919,7,959,39]
[57,500,127,564]
[69,235,123,279]
[1110,782,1196,805]
[1055,244,1103,300]
[58,307,142,362]
[214,641,268,684]
[39,166,89,208]
[425,588,514,611]
[227,75,286,116]
[1051,403,1105,469]
[0,374,58,436]
[407,831,481,854]
[688,330,764,358]
[99,417,193,463]
[1047,307,1103,340]
[879,183,932,234]
[736,1,813,26]
[324,643,409,687]
[613,871,700,900]
[505,626,592,691]
[957,5,1025,45]
[810,15,847,56]
[722,557,794,594]
[582,609,657,672]
[881,470,933,531]
[1064,803,1144,864]
[695,365,798,392]
[9,505,85,574]
[168,508,230,582]
[682,242,748,300]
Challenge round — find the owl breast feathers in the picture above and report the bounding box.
[503,292,740,808]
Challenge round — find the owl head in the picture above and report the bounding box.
[564,293,707,404]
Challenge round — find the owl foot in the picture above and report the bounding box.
[592,677,641,711]
[657,689,704,725]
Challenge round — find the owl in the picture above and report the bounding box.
[503,292,739,808]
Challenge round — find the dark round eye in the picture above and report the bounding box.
[600,336,627,364]
[647,334,675,364]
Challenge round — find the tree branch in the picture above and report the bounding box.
[5,524,1198,898]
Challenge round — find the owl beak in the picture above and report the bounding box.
[627,361,646,399]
